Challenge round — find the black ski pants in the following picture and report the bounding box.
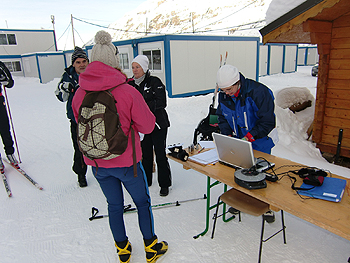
[141,127,171,188]
[0,95,14,155]
[70,120,87,178]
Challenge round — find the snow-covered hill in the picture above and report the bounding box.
[87,0,274,44]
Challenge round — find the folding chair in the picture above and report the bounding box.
[211,188,287,263]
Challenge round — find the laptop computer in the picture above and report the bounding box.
[212,133,274,172]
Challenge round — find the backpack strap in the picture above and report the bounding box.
[109,82,137,177]
[129,120,137,177]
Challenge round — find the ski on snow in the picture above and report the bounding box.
[1,169,12,197]
[2,160,43,195]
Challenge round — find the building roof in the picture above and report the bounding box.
[260,0,350,44]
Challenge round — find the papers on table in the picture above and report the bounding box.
[198,141,215,149]
[189,148,219,165]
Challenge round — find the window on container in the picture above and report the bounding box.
[143,49,161,71]
[12,61,21,71]
[0,34,17,45]
[7,34,17,45]
[3,61,21,72]
[3,62,13,71]
[0,34,7,45]
[119,53,129,70]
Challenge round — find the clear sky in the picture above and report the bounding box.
[0,0,146,51]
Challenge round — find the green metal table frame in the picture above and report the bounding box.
[193,176,235,239]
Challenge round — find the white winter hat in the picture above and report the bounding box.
[132,55,149,73]
[91,30,119,68]
[216,65,240,89]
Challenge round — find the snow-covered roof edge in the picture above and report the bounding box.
[260,0,323,37]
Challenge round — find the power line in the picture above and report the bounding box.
[73,16,163,35]
[70,10,265,44]
[45,22,71,51]
[195,0,260,30]
[194,20,265,34]
[73,28,85,46]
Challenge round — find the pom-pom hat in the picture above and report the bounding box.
[216,65,240,89]
[91,30,119,68]
[132,55,149,73]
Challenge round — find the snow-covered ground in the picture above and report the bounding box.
[0,66,349,262]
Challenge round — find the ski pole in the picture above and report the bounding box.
[147,194,207,210]
[213,52,229,107]
[89,194,207,221]
[223,51,228,65]
[213,54,223,106]
[3,87,21,163]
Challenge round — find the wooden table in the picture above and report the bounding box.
[168,150,350,241]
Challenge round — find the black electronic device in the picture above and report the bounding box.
[167,144,189,161]
[264,172,278,182]
[234,169,267,189]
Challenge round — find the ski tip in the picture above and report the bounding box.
[35,184,44,190]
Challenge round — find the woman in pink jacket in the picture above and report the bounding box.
[72,31,168,263]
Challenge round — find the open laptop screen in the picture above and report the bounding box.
[212,133,274,172]
[212,133,255,169]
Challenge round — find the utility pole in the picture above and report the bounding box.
[51,15,57,51]
[71,14,76,48]
[145,17,148,36]
[191,13,195,33]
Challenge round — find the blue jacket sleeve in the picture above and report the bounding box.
[216,98,233,136]
[248,84,275,139]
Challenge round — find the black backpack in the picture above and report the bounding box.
[77,84,137,176]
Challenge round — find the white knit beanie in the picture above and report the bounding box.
[132,55,149,73]
[216,65,240,89]
[91,30,119,68]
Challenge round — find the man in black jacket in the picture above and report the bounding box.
[55,47,89,187]
[0,61,18,171]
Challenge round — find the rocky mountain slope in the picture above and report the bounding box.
[102,0,273,42]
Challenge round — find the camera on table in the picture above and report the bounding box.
[168,144,189,161]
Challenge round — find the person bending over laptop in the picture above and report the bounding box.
[216,64,277,222]
[216,64,277,155]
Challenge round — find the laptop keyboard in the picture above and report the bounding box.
[219,161,240,170]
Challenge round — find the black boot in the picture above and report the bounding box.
[159,187,169,197]
[144,235,168,263]
[115,239,132,263]
[78,174,87,187]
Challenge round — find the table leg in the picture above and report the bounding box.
[193,177,235,239]
[193,176,212,239]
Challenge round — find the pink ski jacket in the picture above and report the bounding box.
[72,61,155,168]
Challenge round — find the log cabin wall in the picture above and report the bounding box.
[313,11,350,157]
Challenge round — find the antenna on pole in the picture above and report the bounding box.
[71,14,76,48]
[51,15,57,50]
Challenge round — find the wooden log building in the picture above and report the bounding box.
[260,0,350,158]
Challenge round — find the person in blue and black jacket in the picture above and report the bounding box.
[55,47,89,187]
[216,64,278,223]
[216,64,277,155]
